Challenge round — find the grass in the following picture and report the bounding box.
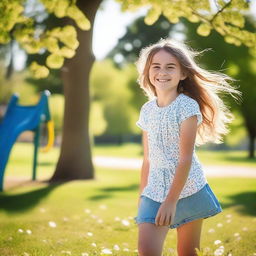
[0,142,256,255]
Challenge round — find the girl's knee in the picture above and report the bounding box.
[138,237,163,256]
[138,242,160,256]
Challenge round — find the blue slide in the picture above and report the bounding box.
[0,90,51,191]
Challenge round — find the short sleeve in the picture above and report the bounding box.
[136,104,148,131]
[179,98,202,126]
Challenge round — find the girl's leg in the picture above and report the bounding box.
[176,218,203,256]
[138,223,169,256]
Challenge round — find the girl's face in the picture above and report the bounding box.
[149,49,186,93]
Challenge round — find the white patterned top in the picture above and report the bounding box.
[136,93,207,203]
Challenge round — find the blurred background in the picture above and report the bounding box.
[0,0,255,155]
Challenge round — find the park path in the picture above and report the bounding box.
[93,156,256,177]
[3,156,256,190]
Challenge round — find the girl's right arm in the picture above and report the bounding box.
[138,131,150,204]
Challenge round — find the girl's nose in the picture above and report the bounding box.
[158,70,169,75]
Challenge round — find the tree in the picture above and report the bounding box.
[0,0,255,181]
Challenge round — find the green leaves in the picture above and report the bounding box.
[197,23,212,37]
[0,0,91,78]
[41,0,91,30]
[144,7,161,25]
[46,54,64,69]
[30,62,49,79]
[119,0,255,51]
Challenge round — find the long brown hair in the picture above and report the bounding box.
[135,38,242,145]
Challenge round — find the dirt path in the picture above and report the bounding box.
[93,156,256,177]
[3,156,256,190]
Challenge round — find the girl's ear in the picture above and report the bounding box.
[180,72,187,81]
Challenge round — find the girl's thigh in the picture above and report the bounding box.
[176,218,203,256]
[138,223,169,256]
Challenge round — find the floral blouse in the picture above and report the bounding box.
[136,93,207,202]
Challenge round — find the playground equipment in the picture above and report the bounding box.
[0,90,54,191]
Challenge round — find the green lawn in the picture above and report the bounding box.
[0,142,256,255]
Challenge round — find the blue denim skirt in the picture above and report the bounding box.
[134,183,222,229]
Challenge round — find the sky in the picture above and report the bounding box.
[14,0,256,70]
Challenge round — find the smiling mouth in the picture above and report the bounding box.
[156,79,171,82]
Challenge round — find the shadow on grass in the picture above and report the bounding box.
[88,183,138,201]
[224,155,256,164]
[221,191,256,216]
[0,181,65,213]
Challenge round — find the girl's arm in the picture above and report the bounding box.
[165,115,198,203]
[139,130,150,196]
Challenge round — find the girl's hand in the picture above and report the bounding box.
[155,200,177,226]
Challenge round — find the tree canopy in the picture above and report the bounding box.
[0,0,255,78]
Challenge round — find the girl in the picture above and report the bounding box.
[134,38,241,256]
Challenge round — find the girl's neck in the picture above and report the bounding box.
[156,90,180,108]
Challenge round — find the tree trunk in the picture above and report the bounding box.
[245,119,256,159]
[248,134,255,159]
[50,0,102,181]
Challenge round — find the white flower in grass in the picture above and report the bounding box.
[121,219,130,226]
[61,251,71,255]
[23,253,30,256]
[48,221,57,228]
[97,219,103,224]
[242,227,248,231]
[8,236,13,241]
[208,228,215,233]
[214,247,224,256]
[226,219,232,223]
[81,253,89,256]
[99,204,107,210]
[87,232,93,237]
[134,249,138,253]
[227,253,232,256]
[225,214,232,218]
[234,233,240,237]
[91,214,97,219]
[217,223,223,227]
[91,242,97,247]
[114,217,120,221]
[214,240,222,245]
[42,239,48,243]
[101,248,112,254]
[84,209,91,214]
[123,248,129,252]
[26,229,32,235]
[18,229,24,233]
[39,208,46,213]
[113,245,120,251]
[235,236,241,241]
[63,217,69,222]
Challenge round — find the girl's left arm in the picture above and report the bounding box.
[155,116,197,226]
[165,115,198,203]
[155,115,198,226]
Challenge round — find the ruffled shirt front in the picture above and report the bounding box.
[136,93,207,203]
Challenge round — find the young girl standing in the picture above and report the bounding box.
[134,38,240,256]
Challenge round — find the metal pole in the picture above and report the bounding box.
[32,124,40,181]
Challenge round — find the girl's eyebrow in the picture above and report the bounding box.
[151,62,176,66]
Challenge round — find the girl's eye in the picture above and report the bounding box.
[167,66,174,69]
